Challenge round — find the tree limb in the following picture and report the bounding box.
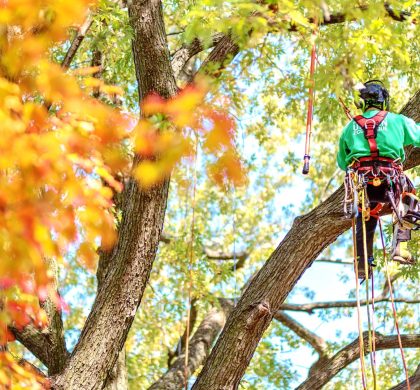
[171,33,225,79]
[10,259,69,376]
[274,311,328,357]
[278,297,420,314]
[389,364,420,390]
[61,14,93,69]
[297,333,420,390]
[149,299,232,390]
[191,91,420,389]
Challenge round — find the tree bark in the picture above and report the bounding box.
[297,333,420,390]
[10,259,69,376]
[52,0,177,388]
[149,299,232,390]
[192,92,420,390]
[389,364,420,390]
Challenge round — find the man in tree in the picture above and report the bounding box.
[337,80,420,279]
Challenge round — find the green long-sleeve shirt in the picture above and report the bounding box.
[337,110,420,170]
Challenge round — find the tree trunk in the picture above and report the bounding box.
[192,92,420,389]
[52,0,177,388]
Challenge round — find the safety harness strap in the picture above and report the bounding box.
[354,111,388,158]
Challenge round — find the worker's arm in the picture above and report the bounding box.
[402,115,420,147]
[337,130,348,171]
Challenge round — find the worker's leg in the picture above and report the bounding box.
[356,206,378,278]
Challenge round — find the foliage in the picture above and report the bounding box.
[1,0,419,388]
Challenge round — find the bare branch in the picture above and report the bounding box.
[274,311,328,357]
[61,14,93,69]
[171,33,225,79]
[315,258,353,265]
[297,333,420,390]
[389,364,420,390]
[10,259,69,376]
[278,296,420,314]
[149,299,232,390]
[167,298,198,367]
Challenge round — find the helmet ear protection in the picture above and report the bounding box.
[354,80,390,111]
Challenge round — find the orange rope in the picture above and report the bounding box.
[184,136,198,390]
[378,218,411,389]
[352,218,368,389]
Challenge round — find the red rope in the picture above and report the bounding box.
[378,218,411,390]
[302,31,317,174]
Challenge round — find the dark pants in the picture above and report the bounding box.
[356,182,411,261]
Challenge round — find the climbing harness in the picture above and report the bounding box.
[302,24,317,175]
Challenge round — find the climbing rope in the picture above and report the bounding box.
[378,218,411,390]
[302,22,317,175]
[360,187,377,389]
[184,134,198,390]
[352,218,368,389]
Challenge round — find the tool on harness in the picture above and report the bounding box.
[399,192,420,230]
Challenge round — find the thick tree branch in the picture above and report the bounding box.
[167,298,199,367]
[297,333,420,390]
[149,299,232,390]
[192,92,420,389]
[390,364,420,390]
[171,33,225,79]
[274,311,328,357]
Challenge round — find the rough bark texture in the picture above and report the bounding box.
[52,0,177,388]
[149,300,231,390]
[192,92,420,390]
[390,364,420,390]
[103,350,128,390]
[297,333,420,390]
[171,33,225,79]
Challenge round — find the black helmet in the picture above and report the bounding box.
[355,80,390,111]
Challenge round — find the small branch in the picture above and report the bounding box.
[384,2,412,22]
[171,33,225,79]
[167,298,198,367]
[279,296,420,314]
[18,358,47,378]
[274,311,328,357]
[315,258,353,265]
[61,14,93,69]
[204,248,248,261]
[297,333,420,390]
